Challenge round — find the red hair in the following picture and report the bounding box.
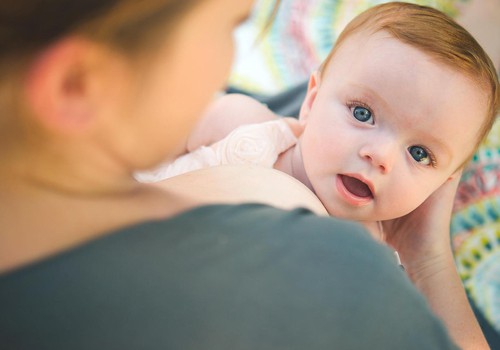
[320,2,499,147]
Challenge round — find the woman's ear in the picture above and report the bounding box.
[299,71,320,121]
[23,37,108,134]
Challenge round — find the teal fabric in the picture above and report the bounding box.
[0,204,458,349]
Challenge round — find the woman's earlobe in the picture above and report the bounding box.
[299,71,320,121]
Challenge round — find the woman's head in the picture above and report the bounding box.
[319,2,499,152]
[0,0,256,172]
[0,0,199,66]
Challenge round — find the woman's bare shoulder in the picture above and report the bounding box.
[156,165,328,216]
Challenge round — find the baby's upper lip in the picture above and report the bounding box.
[342,173,376,197]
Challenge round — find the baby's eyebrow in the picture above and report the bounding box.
[348,84,387,106]
[421,134,452,166]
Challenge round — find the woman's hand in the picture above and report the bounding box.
[375,172,490,349]
[378,172,462,279]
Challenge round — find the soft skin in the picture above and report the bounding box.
[291,30,488,222]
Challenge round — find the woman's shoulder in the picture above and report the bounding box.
[167,202,370,248]
[157,165,328,216]
[0,166,324,274]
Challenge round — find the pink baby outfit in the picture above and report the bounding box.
[135,119,298,183]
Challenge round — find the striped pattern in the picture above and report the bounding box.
[453,120,500,332]
[229,0,463,94]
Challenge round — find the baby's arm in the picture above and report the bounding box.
[187,93,280,152]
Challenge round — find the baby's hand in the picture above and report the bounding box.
[135,118,304,182]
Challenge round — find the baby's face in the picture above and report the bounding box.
[297,30,488,221]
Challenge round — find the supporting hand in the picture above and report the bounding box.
[373,172,489,349]
[380,173,461,275]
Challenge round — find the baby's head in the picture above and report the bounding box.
[320,2,498,146]
[297,2,499,221]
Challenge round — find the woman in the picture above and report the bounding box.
[0,0,484,348]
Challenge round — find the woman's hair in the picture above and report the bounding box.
[0,0,199,64]
[320,2,499,147]
[0,0,202,125]
[0,0,281,126]
[1,0,282,76]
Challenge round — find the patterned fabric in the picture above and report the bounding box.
[229,0,499,331]
[452,120,500,332]
[229,0,464,94]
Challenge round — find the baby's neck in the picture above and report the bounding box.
[274,144,314,192]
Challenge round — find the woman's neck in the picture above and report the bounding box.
[0,177,193,274]
[0,143,194,274]
[0,134,140,196]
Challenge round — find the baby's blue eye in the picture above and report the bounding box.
[408,146,431,165]
[353,106,373,124]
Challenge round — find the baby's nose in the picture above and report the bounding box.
[359,139,397,174]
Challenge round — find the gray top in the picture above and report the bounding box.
[0,204,458,349]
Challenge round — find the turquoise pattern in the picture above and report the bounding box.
[452,121,500,332]
[229,0,465,94]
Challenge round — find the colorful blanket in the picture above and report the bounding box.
[452,120,500,331]
[229,0,500,332]
[229,0,464,95]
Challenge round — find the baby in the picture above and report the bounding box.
[138,2,499,224]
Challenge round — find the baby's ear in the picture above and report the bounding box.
[299,71,320,121]
[447,167,464,181]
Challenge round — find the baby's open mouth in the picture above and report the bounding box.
[339,175,373,198]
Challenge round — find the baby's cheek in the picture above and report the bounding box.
[399,185,435,215]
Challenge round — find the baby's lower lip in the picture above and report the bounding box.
[335,175,373,206]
